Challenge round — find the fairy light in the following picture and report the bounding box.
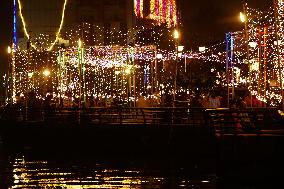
[12,49,220,107]
[223,2,284,106]
[134,0,144,18]
[150,0,155,20]
[150,0,178,27]
[134,0,138,17]
[159,0,163,24]
[171,0,177,26]
[13,1,284,107]
[17,0,68,51]
[11,39,226,106]
[8,0,225,107]
[47,0,68,51]
[13,0,17,45]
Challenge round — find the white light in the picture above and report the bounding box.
[240,12,246,23]
[199,47,206,52]
[249,42,257,48]
[178,53,182,58]
[274,40,282,46]
[7,46,11,54]
[115,70,120,75]
[201,180,210,183]
[156,53,163,59]
[178,46,184,52]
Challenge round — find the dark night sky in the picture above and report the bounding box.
[0,0,13,96]
[0,0,273,95]
[179,0,273,47]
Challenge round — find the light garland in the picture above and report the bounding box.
[223,1,284,106]
[134,0,144,18]
[14,0,284,108]
[17,0,68,51]
[150,0,178,27]
[7,18,230,106]
[13,0,17,45]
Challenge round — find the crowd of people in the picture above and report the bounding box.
[1,90,280,129]
[7,89,272,110]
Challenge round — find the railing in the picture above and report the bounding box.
[1,106,283,134]
[205,107,284,136]
[0,106,207,127]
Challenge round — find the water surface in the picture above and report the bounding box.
[1,153,216,188]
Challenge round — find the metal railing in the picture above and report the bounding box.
[205,107,284,136]
[1,106,283,135]
[0,106,207,127]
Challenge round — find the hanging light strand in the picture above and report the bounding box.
[17,0,68,51]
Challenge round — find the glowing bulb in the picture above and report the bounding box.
[43,69,50,76]
[78,39,82,48]
[173,30,179,39]
[125,68,131,74]
[28,72,33,78]
[156,54,163,59]
[249,42,257,48]
[240,12,246,23]
[7,46,11,54]
[178,46,184,52]
[199,47,206,52]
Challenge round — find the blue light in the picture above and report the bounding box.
[13,0,17,45]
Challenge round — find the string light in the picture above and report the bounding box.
[8,17,229,106]
[13,0,17,45]
[134,0,144,18]
[12,0,284,108]
[17,0,68,51]
[224,1,284,106]
[150,0,178,27]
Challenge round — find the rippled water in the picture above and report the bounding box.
[1,135,283,188]
[0,153,217,188]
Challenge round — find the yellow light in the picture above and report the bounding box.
[201,180,210,183]
[18,0,68,51]
[78,39,82,48]
[7,46,11,54]
[172,0,178,26]
[174,30,179,39]
[134,0,144,18]
[115,70,120,75]
[125,68,131,74]
[150,0,156,19]
[28,72,33,78]
[43,69,50,77]
[240,12,246,23]
[47,0,68,51]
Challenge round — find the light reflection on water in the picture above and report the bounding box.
[8,155,216,188]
